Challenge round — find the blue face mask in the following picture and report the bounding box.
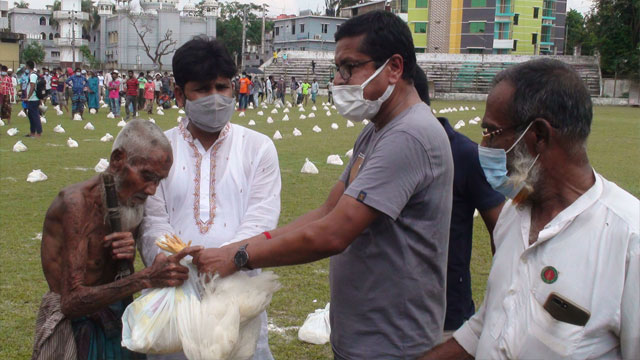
[478,121,538,199]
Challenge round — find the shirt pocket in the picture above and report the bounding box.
[517,293,585,358]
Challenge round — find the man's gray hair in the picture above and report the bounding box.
[112,119,171,163]
[492,58,593,148]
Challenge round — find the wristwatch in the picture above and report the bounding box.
[234,244,252,270]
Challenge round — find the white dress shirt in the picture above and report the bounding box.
[140,119,281,360]
[454,172,639,359]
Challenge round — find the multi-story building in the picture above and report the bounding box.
[272,14,346,52]
[392,0,566,55]
[1,0,24,69]
[340,0,388,18]
[8,7,63,66]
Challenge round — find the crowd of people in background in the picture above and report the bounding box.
[0,62,179,137]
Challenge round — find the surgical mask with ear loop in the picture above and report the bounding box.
[478,121,540,199]
[332,58,395,122]
[184,93,235,133]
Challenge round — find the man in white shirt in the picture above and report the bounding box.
[139,37,280,360]
[97,71,105,101]
[420,59,639,359]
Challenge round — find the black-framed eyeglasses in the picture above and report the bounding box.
[335,59,375,83]
[481,126,518,140]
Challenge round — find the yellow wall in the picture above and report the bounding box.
[449,0,463,53]
[0,42,20,69]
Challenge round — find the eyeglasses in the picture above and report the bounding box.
[335,59,375,83]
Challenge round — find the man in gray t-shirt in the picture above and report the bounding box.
[331,101,452,358]
[190,11,453,359]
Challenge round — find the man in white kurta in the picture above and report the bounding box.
[139,118,281,360]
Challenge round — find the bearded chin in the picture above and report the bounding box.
[113,173,146,232]
[506,141,542,206]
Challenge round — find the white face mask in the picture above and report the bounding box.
[185,93,235,133]
[332,58,395,122]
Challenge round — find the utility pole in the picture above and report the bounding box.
[261,4,266,57]
[72,4,76,69]
[241,7,247,71]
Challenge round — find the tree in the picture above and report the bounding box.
[128,14,178,70]
[13,0,29,8]
[21,41,45,64]
[565,9,584,55]
[588,0,639,79]
[79,45,101,69]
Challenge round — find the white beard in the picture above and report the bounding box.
[119,203,145,232]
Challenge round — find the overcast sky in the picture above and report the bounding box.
[22,0,596,17]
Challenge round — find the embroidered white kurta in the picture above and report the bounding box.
[454,172,640,359]
[140,119,281,360]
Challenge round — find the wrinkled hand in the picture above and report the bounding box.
[104,232,136,261]
[146,246,203,288]
[192,246,237,278]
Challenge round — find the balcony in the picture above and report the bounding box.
[493,39,514,49]
[54,37,89,47]
[53,11,90,21]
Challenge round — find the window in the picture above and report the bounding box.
[49,33,53,40]
[336,24,340,32]
[321,23,328,34]
[414,22,427,33]
[300,23,304,33]
[275,26,279,36]
[471,0,486,7]
[292,21,296,34]
[469,22,485,33]
[415,48,426,53]
[400,0,408,13]
[532,33,538,44]
[513,13,519,25]
[468,48,484,54]
[416,0,428,8]
[512,39,518,51]
[39,16,46,25]
[55,33,60,38]
[41,32,46,40]
[51,51,60,57]
[495,22,509,39]
[533,7,539,19]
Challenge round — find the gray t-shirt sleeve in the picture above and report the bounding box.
[344,132,432,220]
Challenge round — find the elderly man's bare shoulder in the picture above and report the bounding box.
[45,176,103,222]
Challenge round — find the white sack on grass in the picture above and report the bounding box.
[257,111,264,116]
[345,148,353,158]
[18,110,26,117]
[172,105,179,109]
[325,111,331,117]
[117,120,127,127]
[297,303,331,345]
[266,117,274,124]
[326,155,343,166]
[99,99,105,105]
[432,109,436,114]
[177,116,183,123]
[286,101,292,107]
[238,112,246,117]
[298,107,305,113]
[283,108,290,113]
[101,103,109,108]
[157,109,165,115]
[100,133,114,142]
[362,119,370,126]
[468,119,479,125]
[331,123,339,130]
[7,128,18,136]
[272,130,282,140]
[73,113,82,121]
[465,106,470,111]
[472,106,476,110]
[67,137,79,148]
[84,122,95,130]
[178,109,185,114]
[40,116,47,124]
[248,120,256,126]
[261,104,268,109]
[275,103,281,109]
[107,112,115,119]
[346,120,354,128]
[0,119,5,126]
[459,106,464,111]
[312,125,322,133]
[322,106,329,111]
[148,118,156,124]
[90,108,97,114]
[308,112,315,118]
[330,105,336,110]
[292,128,302,136]
[299,114,307,120]
[282,115,289,121]
[248,104,254,109]
[454,120,465,130]
[94,158,109,173]
[300,158,318,174]
[270,109,278,114]
[13,140,27,152]
[26,169,48,183]
[54,105,61,111]
[311,106,317,111]
[53,124,65,133]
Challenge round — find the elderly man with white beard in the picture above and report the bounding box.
[420,59,640,359]
[32,119,202,360]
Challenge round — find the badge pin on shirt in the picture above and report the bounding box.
[541,266,559,284]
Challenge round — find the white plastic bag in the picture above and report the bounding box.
[157,109,165,115]
[312,125,322,133]
[362,119,370,126]
[40,116,47,124]
[346,120,354,128]
[299,114,306,120]
[308,112,315,118]
[248,120,256,126]
[73,113,82,121]
[148,118,156,124]
[94,158,109,173]
[117,119,127,127]
[272,131,282,140]
[178,109,185,114]
[325,111,331,116]
[292,128,301,136]
[283,108,290,113]
[100,133,114,142]
[27,169,48,183]
[67,137,79,148]
[300,158,318,174]
[90,108,97,114]
[13,140,27,152]
[172,105,179,109]
[311,106,317,111]
[270,108,278,114]
[345,148,353,159]
[7,127,18,136]
[53,124,65,133]
[282,115,289,121]
[107,112,115,119]
[257,111,264,116]
[297,303,330,345]
[18,110,26,117]
[326,155,343,166]
[266,117,274,124]
[239,112,245,117]
[57,109,64,116]
[84,122,95,130]
[331,123,339,130]
[0,119,5,126]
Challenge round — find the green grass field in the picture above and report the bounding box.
[0,98,638,359]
